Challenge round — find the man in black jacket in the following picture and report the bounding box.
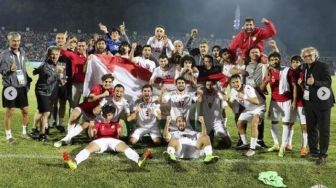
[301,47,335,165]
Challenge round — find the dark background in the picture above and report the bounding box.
[0,0,335,56]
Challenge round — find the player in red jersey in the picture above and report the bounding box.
[54,74,114,147]
[63,104,150,169]
[288,55,308,157]
[260,52,296,157]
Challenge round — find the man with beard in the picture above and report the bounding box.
[198,80,232,149]
[260,52,297,157]
[131,44,156,73]
[228,18,276,62]
[149,54,176,92]
[160,77,201,130]
[162,115,219,164]
[128,85,161,145]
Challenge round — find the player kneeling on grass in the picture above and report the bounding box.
[128,84,162,145]
[199,80,232,149]
[226,74,266,157]
[63,104,150,169]
[162,115,219,164]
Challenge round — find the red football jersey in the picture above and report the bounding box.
[94,121,121,139]
[269,69,292,102]
[289,68,304,107]
[79,85,114,115]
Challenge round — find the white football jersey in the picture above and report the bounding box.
[134,56,156,73]
[163,91,198,121]
[147,36,174,60]
[133,99,160,128]
[230,85,265,111]
[169,129,199,141]
[110,98,130,122]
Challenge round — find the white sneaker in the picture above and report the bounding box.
[54,140,70,148]
[245,149,256,157]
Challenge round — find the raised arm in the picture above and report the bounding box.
[198,116,207,136]
[163,116,172,141]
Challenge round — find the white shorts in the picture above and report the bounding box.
[238,108,265,122]
[290,106,306,124]
[269,100,292,123]
[175,138,204,159]
[92,137,122,153]
[131,125,161,141]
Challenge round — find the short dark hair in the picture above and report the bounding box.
[290,55,302,63]
[268,52,281,60]
[95,38,106,46]
[102,104,116,116]
[245,17,255,23]
[142,44,152,50]
[114,84,124,90]
[229,74,241,83]
[212,45,221,51]
[78,39,86,43]
[204,54,213,63]
[159,53,168,60]
[101,74,114,81]
[180,55,196,67]
[155,25,165,31]
[111,27,121,35]
[142,84,153,91]
[175,77,186,84]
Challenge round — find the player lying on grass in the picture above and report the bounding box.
[63,104,150,169]
[162,115,219,164]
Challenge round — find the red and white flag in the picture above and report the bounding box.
[83,54,152,102]
[83,54,229,102]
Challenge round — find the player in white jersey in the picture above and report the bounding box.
[146,25,174,61]
[199,80,232,149]
[160,77,200,130]
[93,84,131,122]
[162,115,219,163]
[128,85,162,145]
[131,44,156,73]
[226,74,266,157]
[149,54,176,92]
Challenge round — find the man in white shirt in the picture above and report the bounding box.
[226,74,266,157]
[162,115,219,163]
[132,44,156,73]
[160,77,200,130]
[147,25,174,61]
[128,85,161,145]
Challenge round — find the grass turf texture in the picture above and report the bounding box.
[0,67,335,188]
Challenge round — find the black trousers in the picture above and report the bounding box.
[305,107,331,157]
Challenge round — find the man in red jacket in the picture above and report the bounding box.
[228,17,276,62]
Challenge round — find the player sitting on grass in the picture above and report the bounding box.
[162,115,219,164]
[63,104,150,169]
